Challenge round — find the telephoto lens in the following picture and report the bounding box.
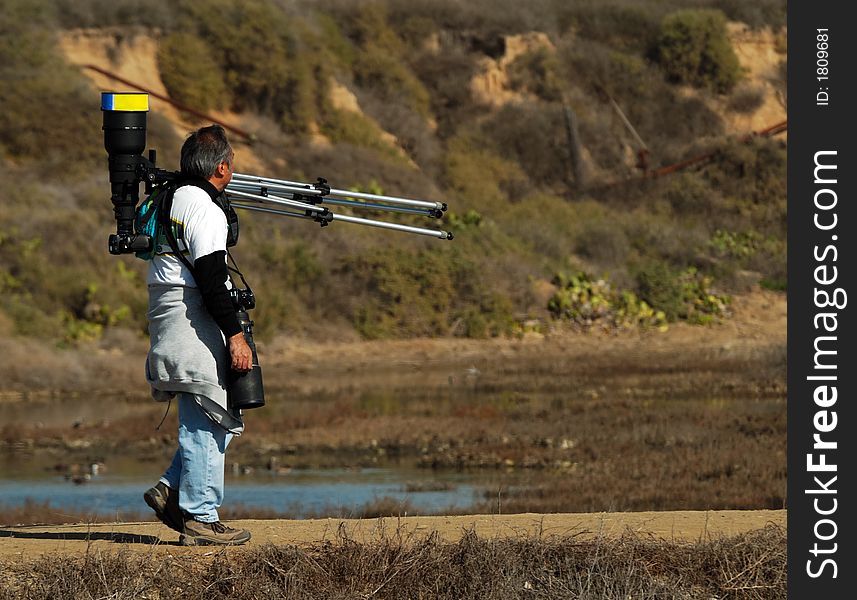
[228,310,265,410]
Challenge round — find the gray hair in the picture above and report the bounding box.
[180,125,232,179]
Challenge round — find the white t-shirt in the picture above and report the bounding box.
[146,184,230,287]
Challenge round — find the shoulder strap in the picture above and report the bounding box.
[159,184,197,276]
[160,181,244,291]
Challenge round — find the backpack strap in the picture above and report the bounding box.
[158,183,197,276]
[159,181,247,297]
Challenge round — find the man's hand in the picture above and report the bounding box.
[228,332,253,372]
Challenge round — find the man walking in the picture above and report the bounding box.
[143,125,252,546]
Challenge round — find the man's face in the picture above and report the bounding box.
[222,149,235,186]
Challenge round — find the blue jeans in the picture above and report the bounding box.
[160,393,233,523]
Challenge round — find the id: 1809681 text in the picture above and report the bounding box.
[817,29,830,106]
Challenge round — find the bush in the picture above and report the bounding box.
[708,0,787,29]
[410,46,480,138]
[479,104,571,190]
[574,218,631,269]
[0,0,102,164]
[507,47,563,102]
[356,92,442,171]
[318,106,403,159]
[702,139,787,236]
[726,84,766,114]
[548,272,667,330]
[556,2,664,53]
[634,261,684,321]
[443,135,530,212]
[157,32,229,112]
[333,247,515,339]
[652,9,741,93]
[53,0,175,29]
[635,262,729,323]
[177,0,303,123]
[560,40,723,168]
[353,45,432,118]
[663,173,720,217]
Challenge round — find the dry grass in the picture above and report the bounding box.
[0,524,785,599]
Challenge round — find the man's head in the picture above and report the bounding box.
[180,125,234,191]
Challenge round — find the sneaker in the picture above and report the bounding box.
[180,519,251,546]
[143,482,183,533]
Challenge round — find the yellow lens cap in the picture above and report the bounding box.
[101,92,149,111]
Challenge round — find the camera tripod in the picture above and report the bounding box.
[101,91,454,249]
[225,173,454,240]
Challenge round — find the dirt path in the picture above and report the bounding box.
[1,510,785,560]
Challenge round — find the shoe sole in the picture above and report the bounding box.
[179,531,251,546]
[143,488,182,533]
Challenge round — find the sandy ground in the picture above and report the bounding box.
[0,510,785,560]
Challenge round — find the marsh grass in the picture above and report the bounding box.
[0,524,786,599]
[1,333,786,518]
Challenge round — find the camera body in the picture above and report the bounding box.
[230,287,256,311]
[228,306,265,411]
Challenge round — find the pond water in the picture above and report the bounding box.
[0,460,487,518]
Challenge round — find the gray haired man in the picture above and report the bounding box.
[143,125,252,546]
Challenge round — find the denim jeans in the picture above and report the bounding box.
[160,393,233,523]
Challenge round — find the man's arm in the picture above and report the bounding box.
[194,250,252,372]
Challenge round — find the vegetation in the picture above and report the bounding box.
[652,9,742,92]
[0,0,786,344]
[0,526,786,599]
[1,322,787,514]
[157,32,229,112]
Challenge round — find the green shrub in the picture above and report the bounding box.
[443,136,530,212]
[313,12,358,68]
[677,267,731,324]
[635,262,730,323]
[556,2,664,52]
[652,9,741,93]
[54,0,175,29]
[726,84,766,114]
[663,173,719,217]
[478,104,570,190]
[0,0,101,163]
[574,218,631,269]
[356,93,442,170]
[548,272,667,330]
[710,230,764,260]
[318,106,402,158]
[410,46,480,137]
[634,261,684,321]
[507,47,563,102]
[178,0,297,117]
[353,45,432,118]
[760,276,787,292]
[708,0,786,29]
[333,247,515,339]
[158,33,229,112]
